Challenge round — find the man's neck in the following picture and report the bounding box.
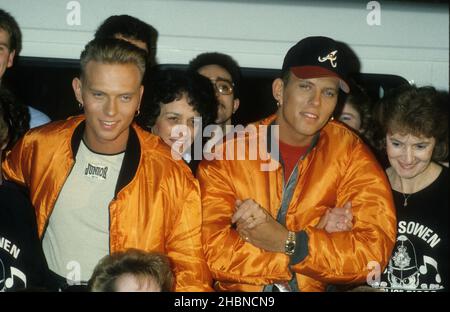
[275,111,314,147]
[82,130,129,155]
[277,124,312,147]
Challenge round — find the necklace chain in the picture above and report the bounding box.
[399,178,412,207]
[402,193,412,207]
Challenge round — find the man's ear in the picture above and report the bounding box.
[72,77,83,105]
[232,98,240,114]
[272,78,284,105]
[7,50,15,68]
[137,85,144,111]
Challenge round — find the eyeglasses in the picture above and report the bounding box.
[211,79,234,95]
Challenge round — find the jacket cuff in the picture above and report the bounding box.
[289,230,308,265]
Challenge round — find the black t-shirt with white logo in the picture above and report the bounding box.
[378,166,448,292]
[0,181,50,291]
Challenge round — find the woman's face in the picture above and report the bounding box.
[152,95,200,154]
[338,102,362,132]
[386,132,436,179]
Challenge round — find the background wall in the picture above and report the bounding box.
[1,0,448,90]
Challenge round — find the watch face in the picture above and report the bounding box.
[286,242,295,255]
[285,231,296,255]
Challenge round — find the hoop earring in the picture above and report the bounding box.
[78,102,83,110]
[135,109,140,117]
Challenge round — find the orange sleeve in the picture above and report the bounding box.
[2,134,30,186]
[292,141,397,285]
[166,173,214,291]
[197,159,291,286]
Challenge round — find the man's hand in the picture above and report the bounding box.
[232,199,268,229]
[232,199,288,253]
[316,201,353,233]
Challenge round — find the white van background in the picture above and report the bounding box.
[1,0,448,90]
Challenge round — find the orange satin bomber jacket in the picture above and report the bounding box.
[197,114,397,292]
[2,115,212,291]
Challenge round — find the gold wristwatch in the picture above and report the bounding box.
[284,231,296,256]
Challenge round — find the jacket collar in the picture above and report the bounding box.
[70,120,141,198]
[114,127,140,197]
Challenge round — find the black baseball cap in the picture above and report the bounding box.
[282,36,350,93]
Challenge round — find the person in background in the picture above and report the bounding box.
[188,52,241,144]
[2,38,212,291]
[336,81,385,167]
[0,9,50,128]
[196,36,396,292]
[0,82,28,151]
[337,82,373,135]
[372,85,448,292]
[89,249,173,292]
[140,68,217,173]
[94,14,158,67]
[0,87,50,292]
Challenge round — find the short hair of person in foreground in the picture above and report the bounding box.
[89,249,174,292]
[79,37,147,83]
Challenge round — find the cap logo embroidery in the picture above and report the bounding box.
[318,50,338,68]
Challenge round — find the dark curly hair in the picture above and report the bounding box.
[188,52,241,99]
[375,84,448,162]
[94,15,158,67]
[0,86,29,151]
[0,9,22,56]
[139,69,218,132]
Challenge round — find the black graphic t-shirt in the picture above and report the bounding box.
[0,181,50,291]
[378,166,448,292]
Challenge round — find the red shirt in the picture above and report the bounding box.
[279,140,309,183]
